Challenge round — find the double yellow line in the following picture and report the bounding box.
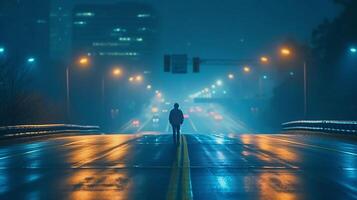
[166,135,192,200]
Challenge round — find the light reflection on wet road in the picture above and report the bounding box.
[0,132,356,199]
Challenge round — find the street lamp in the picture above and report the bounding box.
[78,56,90,67]
[27,57,35,63]
[243,66,251,73]
[350,47,357,54]
[66,56,91,121]
[279,47,308,117]
[135,75,143,82]
[228,73,234,79]
[147,84,152,90]
[280,48,291,56]
[112,67,122,77]
[260,56,269,64]
[216,80,223,86]
[0,47,4,54]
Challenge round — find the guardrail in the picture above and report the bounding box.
[282,120,357,134]
[0,124,100,139]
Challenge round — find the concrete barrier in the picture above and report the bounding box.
[0,124,100,139]
[282,120,357,134]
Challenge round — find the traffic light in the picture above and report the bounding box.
[193,57,200,73]
[164,55,171,72]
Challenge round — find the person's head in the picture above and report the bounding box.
[174,103,179,109]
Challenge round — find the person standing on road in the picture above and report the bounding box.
[169,103,184,143]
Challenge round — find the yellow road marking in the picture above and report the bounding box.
[166,136,182,200]
[181,135,193,200]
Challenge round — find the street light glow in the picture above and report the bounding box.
[260,56,269,63]
[27,57,35,63]
[350,47,357,53]
[0,47,4,53]
[228,73,234,79]
[243,66,251,73]
[216,80,223,86]
[147,85,152,90]
[135,75,143,82]
[78,56,89,66]
[211,84,216,89]
[129,76,134,82]
[281,48,291,56]
[112,68,122,76]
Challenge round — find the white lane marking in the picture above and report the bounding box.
[137,117,152,132]
[188,118,198,132]
[165,121,170,132]
[259,135,357,156]
[120,119,136,133]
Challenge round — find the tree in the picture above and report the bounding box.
[0,57,51,125]
[310,0,357,119]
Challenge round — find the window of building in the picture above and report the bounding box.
[137,14,151,18]
[76,12,95,17]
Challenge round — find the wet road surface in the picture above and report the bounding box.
[0,132,356,200]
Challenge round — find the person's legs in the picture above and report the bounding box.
[176,125,181,142]
[172,125,177,143]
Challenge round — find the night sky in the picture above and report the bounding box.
[72,0,341,95]
[75,0,341,58]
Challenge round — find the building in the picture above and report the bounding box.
[72,2,158,72]
[50,1,72,61]
[70,2,159,128]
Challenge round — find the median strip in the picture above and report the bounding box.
[166,136,182,200]
[181,135,193,200]
[166,135,193,200]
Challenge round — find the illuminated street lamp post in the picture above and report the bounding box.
[66,56,91,121]
[280,47,308,117]
[101,67,123,125]
[102,67,123,103]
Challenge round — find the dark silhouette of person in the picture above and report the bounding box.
[169,103,184,143]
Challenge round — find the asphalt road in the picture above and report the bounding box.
[0,129,357,200]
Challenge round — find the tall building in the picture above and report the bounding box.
[72,2,158,72]
[50,1,72,61]
[70,2,159,127]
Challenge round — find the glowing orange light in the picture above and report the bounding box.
[135,75,143,82]
[112,68,122,76]
[281,48,291,56]
[78,57,90,66]
[260,56,269,63]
